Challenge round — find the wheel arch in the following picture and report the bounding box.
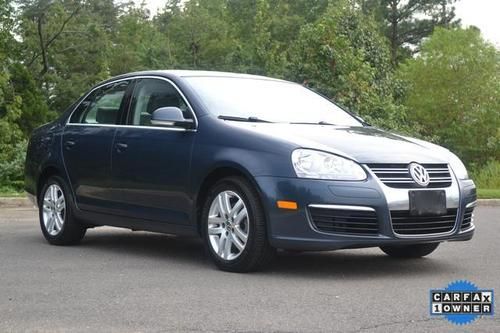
[194,164,266,235]
[36,165,64,202]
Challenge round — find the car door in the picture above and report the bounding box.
[109,77,197,224]
[63,79,133,213]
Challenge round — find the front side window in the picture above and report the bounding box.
[70,80,130,124]
[128,78,191,126]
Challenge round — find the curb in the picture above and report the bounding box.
[0,197,35,209]
[1,196,499,209]
[477,199,500,206]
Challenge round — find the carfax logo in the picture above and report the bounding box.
[430,280,494,325]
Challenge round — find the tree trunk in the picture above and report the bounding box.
[37,15,49,77]
[389,0,399,66]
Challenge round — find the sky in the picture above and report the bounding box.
[454,0,499,46]
[140,0,500,47]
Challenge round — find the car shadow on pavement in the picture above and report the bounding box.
[79,229,211,266]
[70,228,459,279]
[268,250,457,279]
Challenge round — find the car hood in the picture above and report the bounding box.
[228,122,450,164]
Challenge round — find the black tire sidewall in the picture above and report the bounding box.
[38,175,82,244]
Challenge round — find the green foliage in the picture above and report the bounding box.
[156,0,240,71]
[361,0,459,65]
[109,4,173,75]
[0,1,15,62]
[0,140,27,191]
[398,27,500,165]
[9,63,54,135]
[18,0,112,111]
[288,1,409,130]
[477,189,500,199]
[0,70,26,191]
[0,0,498,193]
[471,160,500,189]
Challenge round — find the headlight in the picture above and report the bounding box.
[448,153,468,180]
[291,149,367,180]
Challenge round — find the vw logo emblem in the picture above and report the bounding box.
[408,162,430,187]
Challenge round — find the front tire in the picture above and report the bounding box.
[39,176,86,245]
[201,177,276,272]
[380,243,440,258]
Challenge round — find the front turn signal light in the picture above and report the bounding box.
[277,200,298,210]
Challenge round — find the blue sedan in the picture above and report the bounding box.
[25,70,476,272]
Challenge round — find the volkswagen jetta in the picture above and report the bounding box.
[25,70,477,272]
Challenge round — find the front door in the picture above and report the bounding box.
[63,80,132,213]
[109,78,196,224]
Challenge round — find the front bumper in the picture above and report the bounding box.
[255,172,476,251]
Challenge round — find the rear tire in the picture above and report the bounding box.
[39,176,86,245]
[380,243,440,258]
[201,176,276,272]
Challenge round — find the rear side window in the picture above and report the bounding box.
[69,80,131,124]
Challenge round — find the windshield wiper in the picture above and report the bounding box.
[290,121,336,126]
[218,115,273,123]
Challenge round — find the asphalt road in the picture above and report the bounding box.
[0,206,498,333]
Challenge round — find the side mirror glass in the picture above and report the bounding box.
[151,107,194,129]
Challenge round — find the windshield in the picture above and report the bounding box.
[185,76,362,126]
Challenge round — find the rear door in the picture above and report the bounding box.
[109,77,197,224]
[63,80,133,213]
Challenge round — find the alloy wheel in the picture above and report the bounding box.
[207,190,249,260]
[42,184,66,236]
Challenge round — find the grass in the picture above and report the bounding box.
[0,191,25,197]
[477,189,500,199]
[471,160,500,199]
[470,160,500,189]
[0,185,25,197]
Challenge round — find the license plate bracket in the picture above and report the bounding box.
[409,190,447,216]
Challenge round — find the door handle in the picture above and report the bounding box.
[115,142,128,153]
[64,140,76,150]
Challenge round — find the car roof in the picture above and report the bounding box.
[101,70,287,85]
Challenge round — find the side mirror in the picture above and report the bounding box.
[151,107,194,129]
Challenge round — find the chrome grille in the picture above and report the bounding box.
[309,207,378,235]
[391,209,458,235]
[367,163,452,188]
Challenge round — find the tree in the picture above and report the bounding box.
[18,0,115,112]
[225,0,329,75]
[9,63,54,135]
[156,0,239,70]
[20,0,84,78]
[289,1,408,130]
[0,0,26,191]
[361,0,459,65]
[109,3,173,75]
[0,70,26,191]
[0,0,17,63]
[398,27,500,165]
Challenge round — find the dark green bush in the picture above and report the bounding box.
[0,140,26,192]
